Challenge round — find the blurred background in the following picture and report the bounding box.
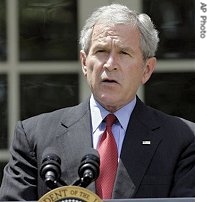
[0,0,194,183]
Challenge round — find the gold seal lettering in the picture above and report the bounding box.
[69,189,78,196]
[42,198,52,202]
[79,191,90,200]
[54,189,68,199]
[38,186,102,202]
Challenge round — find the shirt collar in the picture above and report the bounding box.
[90,95,136,133]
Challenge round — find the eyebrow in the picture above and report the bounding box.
[92,42,108,49]
[119,46,135,55]
[92,43,135,54]
[120,46,134,52]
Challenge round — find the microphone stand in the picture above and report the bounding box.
[71,169,94,188]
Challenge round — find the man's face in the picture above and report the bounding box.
[80,24,156,112]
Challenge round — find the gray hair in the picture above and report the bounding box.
[79,4,159,60]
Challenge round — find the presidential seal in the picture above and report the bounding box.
[38,186,102,202]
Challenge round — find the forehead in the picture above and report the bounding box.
[91,23,140,47]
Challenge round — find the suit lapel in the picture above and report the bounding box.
[51,97,163,198]
[113,98,163,198]
[55,100,95,192]
[112,159,135,198]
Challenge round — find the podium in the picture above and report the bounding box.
[36,185,194,202]
[0,198,195,202]
[104,199,195,202]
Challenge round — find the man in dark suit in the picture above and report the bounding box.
[0,4,194,201]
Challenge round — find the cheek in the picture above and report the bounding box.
[85,62,100,84]
[126,67,142,82]
[87,59,103,75]
[124,69,144,92]
[85,61,94,78]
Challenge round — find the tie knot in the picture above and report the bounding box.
[105,114,116,127]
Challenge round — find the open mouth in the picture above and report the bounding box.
[102,79,118,84]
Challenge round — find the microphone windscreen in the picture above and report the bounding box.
[41,147,61,164]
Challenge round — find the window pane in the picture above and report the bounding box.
[143,0,195,59]
[0,161,7,184]
[0,74,8,149]
[20,74,79,120]
[145,72,195,122]
[0,0,7,61]
[19,0,78,61]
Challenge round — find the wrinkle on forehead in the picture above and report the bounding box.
[92,24,120,42]
[91,24,142,57]
[92,24,140,44]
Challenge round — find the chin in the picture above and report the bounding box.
[100,94,117,102]
[98,95,121,110]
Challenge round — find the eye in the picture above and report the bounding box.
[96,49,106,53]
[120,50,130,56]
[94,49,108,55]
[121,51,127,54]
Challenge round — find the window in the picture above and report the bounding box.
[143,0,195,59]
[0,75,8,149]
[0,0,195,184]
[20,73,79,119]
[145,72,195,122]
[19,0,78,61]
[0,0,6,61]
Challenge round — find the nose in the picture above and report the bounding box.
[103,53,118,71]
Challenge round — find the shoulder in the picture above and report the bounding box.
[15,100,90,144]
[135,97,195,140]
[137,102,195,159]
[22,100,89,128]
[150,105,194,137]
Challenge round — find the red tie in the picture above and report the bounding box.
[96,114,118,199]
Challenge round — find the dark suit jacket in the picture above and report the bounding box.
[0,97,195,201]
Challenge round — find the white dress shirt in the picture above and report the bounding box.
[90,95,136,158]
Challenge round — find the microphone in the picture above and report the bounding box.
[40,150,62,189]
[40,148,100,189]
[72,149,100,188]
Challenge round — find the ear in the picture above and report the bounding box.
[141,57,156,85]
[80,50,88,77]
